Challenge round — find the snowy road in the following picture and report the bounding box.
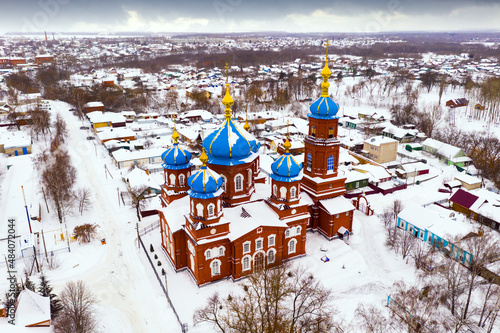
[53,102,178,332]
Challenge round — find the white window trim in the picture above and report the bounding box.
[179,174,185,186]
[234,173,244,192]
[268,234,276,247]
[242,255,252,271]
[285,228,290,238]
[288,238,297,254]
[243,241,251,254]
[290,186,297,199]
[207,203,215,217]
[255,237,263,251]
[211,259,221,276]
[219,246,225,256]
[221,175,227,192]
[205,249,212,260]
[267,248,276,264]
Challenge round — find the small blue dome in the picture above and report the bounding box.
[161,143,192,170]
[204,118,260,165]
[187,166,224,199]
[308,96,340,119]
[271,153,301,178]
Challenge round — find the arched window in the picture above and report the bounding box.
[285,229,290,238]
[217,199,221,211]
[267,249,276,264]
[307,154,312,171]
[205,249,211,260]
[235,174,243,191]
[288,239,296,254]
[179,174,185,186]
[219,246,225,256]
[327,156,334,171]
[221,175,227,192]
[296,226,302,235]
[290,186,296,199]
[248,169,252,186]
[311,126,316,137]
[280,186,287,199]
[242,256,251,271]
[169,173,176,186]
[208,203,215,217]
[211,260,221,276]
[273,184,277,197]
[191,200,194,212]
[328,127,334,138]
[196,203,204,217]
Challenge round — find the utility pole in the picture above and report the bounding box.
[21,186,32,234]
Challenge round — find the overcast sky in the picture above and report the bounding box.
[5,0,500,34]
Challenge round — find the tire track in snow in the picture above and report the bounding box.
[56,104,150,332]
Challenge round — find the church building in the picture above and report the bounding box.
[158,47,354,286]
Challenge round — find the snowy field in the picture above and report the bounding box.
[1,77,500,332]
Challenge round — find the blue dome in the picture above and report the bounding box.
[204,118,260,165]
[161,143,192,170]
[187,166,224,199]
[270,153,303,183]
[308,96,340,119]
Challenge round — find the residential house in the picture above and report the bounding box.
[454,173,481,190]
[0,131,32,156]
[446,98,468,108]
[422,138,471,167]
[362,136,398,163]
[87,111,127,130]
[83,101,104,114]
[112,148,165,169]
[395,162,430,179]
[397,203,475,268]
[449,189,500,232]
[96,127,136,143]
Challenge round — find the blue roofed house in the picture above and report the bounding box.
[397,203,475,268]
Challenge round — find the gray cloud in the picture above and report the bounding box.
[2,0,500,33]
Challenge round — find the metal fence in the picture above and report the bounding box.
[138,220,160,236]
[386,296,434,333]
[138,234,188,332]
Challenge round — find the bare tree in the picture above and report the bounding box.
[30,107,51,140]
[76,187,92,216]
[194,264,342,333]
[41,149,77,223]
[54,113,68,143]
[53,280,98,333]
[354,303,395,332]
[127,185,149,221]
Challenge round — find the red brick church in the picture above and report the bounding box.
[158,49,354,286]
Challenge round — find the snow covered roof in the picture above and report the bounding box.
[454,173,481,186]
[319,196,355,215]
[364,135,398,146]
[85,101,104,108]
[0,131,31,149]
[112,148,164,163]
[398,203,475,238]
[87,111,126,124]
[96,128,135,141]
[224,201,289,241]
[15,289,51,327]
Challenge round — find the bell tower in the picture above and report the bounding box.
[301,40,346,202]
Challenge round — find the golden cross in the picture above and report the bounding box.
[325,39,330,57]
[225,62,229,84]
